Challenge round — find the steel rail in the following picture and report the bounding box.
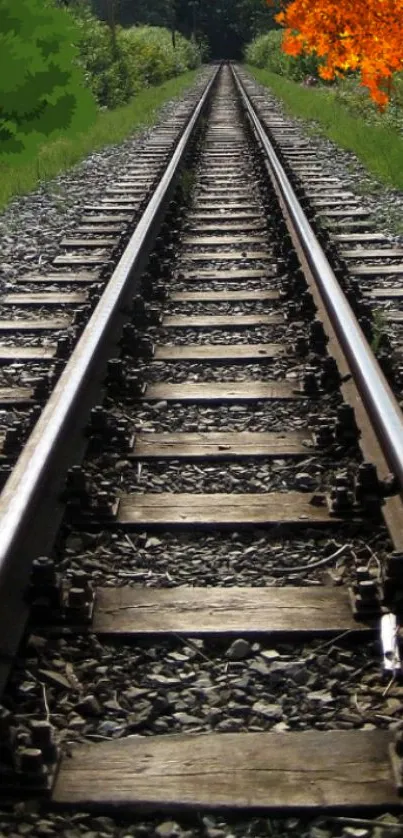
[0,66,219,695]
[232,65,403,493]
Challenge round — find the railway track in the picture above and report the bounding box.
[2,62,403,831]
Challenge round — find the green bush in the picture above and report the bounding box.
[69,2,200,109]
[245,30,320,81]
[0,0,97,160]
[69,2,133,108]
[119,26,200,90]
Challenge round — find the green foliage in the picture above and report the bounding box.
[93,0,279,60]
[70,2,200,108]
[370,309,389,354]
[247,66,403,192]
[69,1,132,108]
[0,0,97,160]
[333,72,403,134]
[245,29,320,80]
[119,26,199,90]
[0,71,197,211]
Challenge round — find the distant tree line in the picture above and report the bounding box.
[89,0,281,59]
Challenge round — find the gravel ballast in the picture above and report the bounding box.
[1,66,403,838]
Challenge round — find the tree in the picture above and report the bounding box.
[92,0,277,58]
[272,0,403,107]
[0,0,97,158]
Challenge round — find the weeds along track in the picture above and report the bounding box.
[2,63,403,826]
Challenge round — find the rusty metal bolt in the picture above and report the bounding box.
[290,269,306,292]
[19,748,45,775]
[320,357,341,390]
[30,721,57,762]
[387,552,403,578]
[336,404,356,427]
[357,579,378,599]
[33,376,50,401]
[56,336,72,359]
[303,372,318,396]
[356,462,380,493]
[309,321,328,352]
[95,491,114,516]
[51,359,66,381]
[128,373,145,397]
[300,291,315,315]
[0,704,11,726]
[88,405,108,433]
[3,423,23,455]
[106,358,126,385]
[334,472,350,489]
[145,304,162,326]
[295,337,309,356]
[31,557,57,587]
[65,466,88,497]
[331,487,352,510]
[73,305,92,327]
[356,565,371,583]
[71,570,91,593]
[88,283,103,302]
[67,587,87,609]
[314,418,334,447]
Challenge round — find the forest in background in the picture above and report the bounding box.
[85,0,281,60]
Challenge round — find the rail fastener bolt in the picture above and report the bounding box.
[27,556,62,614]
[320,357,342,391]
[0,705,17,771]
[30,720,57,763]
[354,462,383,515]
[294,336,309,357]
[56,335,73,359]
[384,551,403,612]
[18,747,49,788]
[302,370,319,396]
[313,417,335,448]
[328,473,355,514]
[335,404,359,444]
[65,586,93,623]
[309,321,328,353]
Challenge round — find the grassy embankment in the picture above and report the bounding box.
[246,65,403,194]
[0,71,198,213]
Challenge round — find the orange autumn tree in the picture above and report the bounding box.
[272,0,403,107]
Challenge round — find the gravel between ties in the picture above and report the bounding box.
[2,69,403,838]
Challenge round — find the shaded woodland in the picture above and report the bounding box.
[90,0,281,59]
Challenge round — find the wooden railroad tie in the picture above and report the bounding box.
[91,586,371,636]
[169,290,280,302]
[140,381,301,403]
[0,346,55,362]
[52,729,401,810]
[161,314,283,328]
[364,288,403,299]
[1,292,88,305]
[0,318,71,332]
[16,272,99,285]
[116,491,341,528]
[152,344,285,363]
[130,430,311,460]
[352,264,403,276]
[0,387,33,405]
[177,268,277,282]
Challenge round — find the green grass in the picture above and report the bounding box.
[370,308,389,354]
[0,71,198,213]
[246,65,403,191]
